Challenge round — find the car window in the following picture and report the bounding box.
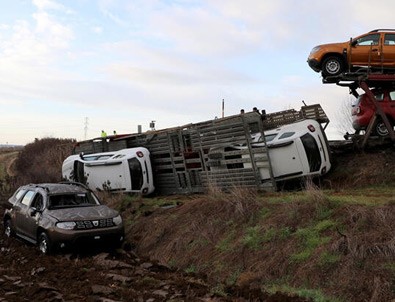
[355,34,380,46]
[49,193,99,209]
[84,154,113,161]
[264,134,277,142]
[20,190,36,206]
[375,93,384,101]
[384,34,395,45]
[30,193,44,211]
[389,91,395,101]
[14,188,27,201]
[278,132,295,140]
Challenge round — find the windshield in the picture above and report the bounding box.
[48,193,100,209]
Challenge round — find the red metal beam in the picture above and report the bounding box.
[359,80,395,145]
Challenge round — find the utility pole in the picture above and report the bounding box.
[222,99,224,118]
[84,117,89,140]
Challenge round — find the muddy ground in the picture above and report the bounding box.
[0,144,394,301]
[0,202,312,302]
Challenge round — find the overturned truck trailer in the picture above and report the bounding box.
[72,104,330,195]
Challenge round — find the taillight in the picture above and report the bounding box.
[307,124,316,132]
[136,151,144,158]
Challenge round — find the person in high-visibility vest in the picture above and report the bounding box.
[101,130,107,138]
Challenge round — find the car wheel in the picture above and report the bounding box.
[373,117,395,137]
[322,56,344,77]
[374,121,389,137]
[38,232,53,255]
[4,219,14,237]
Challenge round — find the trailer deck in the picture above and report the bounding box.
[74,104,329,195]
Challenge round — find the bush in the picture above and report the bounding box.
[12,137,75,188]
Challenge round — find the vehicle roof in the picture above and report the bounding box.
[369,29,395,33]
[22,182,89,194]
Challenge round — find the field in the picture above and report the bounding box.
[0,140,394,301]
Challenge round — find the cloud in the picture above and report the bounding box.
[33,0,67,12]
[92,26,103,34]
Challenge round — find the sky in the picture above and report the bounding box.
[1,0,394,145]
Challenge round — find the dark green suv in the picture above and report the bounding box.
[3,182,124,254]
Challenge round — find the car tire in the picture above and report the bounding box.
[322,56,344,77]
[374,119,394,137]
[4,219,14,238]
[38,232,53,255]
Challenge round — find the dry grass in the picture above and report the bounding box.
[128,186,395,302]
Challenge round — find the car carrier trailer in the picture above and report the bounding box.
[70,104,330,195]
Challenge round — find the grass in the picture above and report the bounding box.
[290,219,337,263]
[318,251,341,268]
[210,284,227,297]
[109,185,394,301]
[0,162,6,179]
[242,226,263,250]
[266,284,343,302]
[216,230,236,253]
[184,264,197,273]
[264,187,395,206]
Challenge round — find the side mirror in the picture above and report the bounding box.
[350,38,357,47]
[29,207,37,216]
[29,207,42,216]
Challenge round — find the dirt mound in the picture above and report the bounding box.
[326,145,395,189]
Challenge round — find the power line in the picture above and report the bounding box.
[84,117,89,140]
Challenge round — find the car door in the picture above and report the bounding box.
[14,190,36,235]
[381,33,395,66]
[20,192,44,240]
[350,33,381,66]
[18,191,44,240]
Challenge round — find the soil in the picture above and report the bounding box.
[0,145,394,302]
[0,204,315,302]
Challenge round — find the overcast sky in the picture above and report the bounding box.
[1,0,393,145]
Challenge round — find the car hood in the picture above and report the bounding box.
[316,41,349,50]
[47,205,119,221]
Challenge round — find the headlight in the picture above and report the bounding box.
[56,221,76,230]
[113,215,123,226]
[310,46,321,54]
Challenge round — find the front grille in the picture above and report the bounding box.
[75,218,114,229]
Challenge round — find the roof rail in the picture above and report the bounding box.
[34,184,50,192]
[369,29,395,33]
[59,181,91,191]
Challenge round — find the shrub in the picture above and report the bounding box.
[12,137,75,188]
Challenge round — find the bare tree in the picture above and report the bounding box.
[335,95,357,137]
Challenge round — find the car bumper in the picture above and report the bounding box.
[307,58,321,72]
[352,114,372,130]
[47,225,125,250]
